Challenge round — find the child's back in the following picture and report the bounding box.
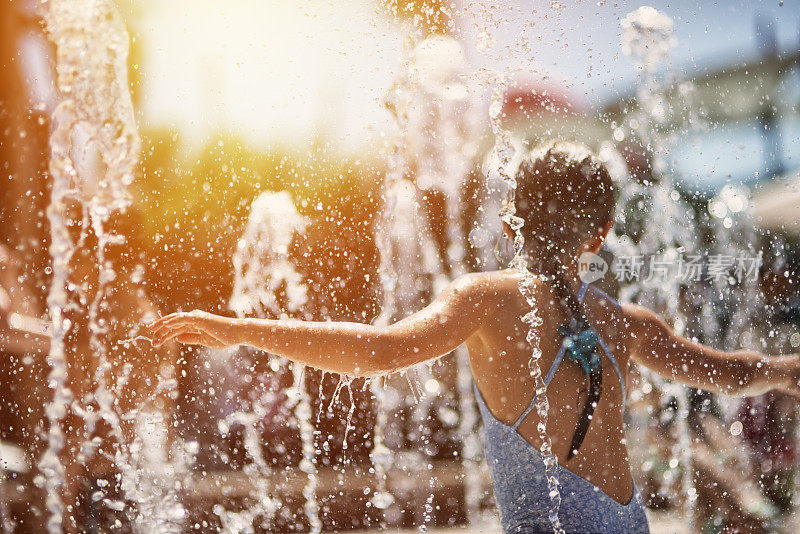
[466,270,632,503]
[464,269,647,532]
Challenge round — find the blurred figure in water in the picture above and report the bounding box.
[739,393,797,512]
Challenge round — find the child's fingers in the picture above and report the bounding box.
[150,312,197,331]
[150,322,177,340]
[151,321,179,338]
[149,319,175,335]
[150,312,183,328]
[152,315,188,331]
[155,324,198,346]
[151,315,196,337]
[155,325,197,345]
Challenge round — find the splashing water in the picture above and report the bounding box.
[28,1,777,530]
[463,0,572,527]
[217,398,281,533]
[406,35,483,524]
[122,411,190,534]
[371,179,440,517]
[224,190,321,533]
[230,191,309,318]
[620,6,677,175]
[373,33,436,524]
[376,31,486,527]
[615,5,772,526]
[118,335,153,345]
[37,0,140,531]
[286,365,322,534]
[613,6,699,525]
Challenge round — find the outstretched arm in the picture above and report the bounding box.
[623,303,800,396]
[150,274,491,377]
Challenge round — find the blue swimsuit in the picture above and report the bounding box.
[474,283,650,533]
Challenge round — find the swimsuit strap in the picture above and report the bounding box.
[591,327,626,400]
[512,282,589,429]
[511,282,626,429]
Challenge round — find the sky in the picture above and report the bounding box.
[126,0,800,151]
[458,0,800,106]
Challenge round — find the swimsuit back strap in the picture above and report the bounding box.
[577,281,626,400]
[592,329,626,401]
[511,282,590,429]
[576,281,589,301]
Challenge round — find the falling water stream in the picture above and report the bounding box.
[465,0,572,528]
[225,191,320,533]
[37,0,141,531]
[486,76,564,534]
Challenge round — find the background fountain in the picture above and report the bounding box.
[371,28,489,529]
[611,6,791,531]
[36,0,154,532]
[217,190,318,532]
[610,7,701,524]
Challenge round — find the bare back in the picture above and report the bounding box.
[465,269,634,504]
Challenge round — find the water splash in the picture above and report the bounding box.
[122,410,189,534]
[218,397,281,532]
[406,35,483,524]
[376,32,486,526]
[0,470,15,533]
[287,365,322,533]
[372,34,420,522]
[118,335,153,345]
[615,5,770,526]
[225,190,321,533]
[37,0,139,530]
[370,176,443,519]
[614,7,697,524]
[230,191,309,318]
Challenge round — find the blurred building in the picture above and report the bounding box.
[602,20,800,239]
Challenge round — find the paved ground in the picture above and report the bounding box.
[350,511,687,533]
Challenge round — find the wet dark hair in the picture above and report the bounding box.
[515,139,616,325]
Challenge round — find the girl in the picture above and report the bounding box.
[151,140,800,533]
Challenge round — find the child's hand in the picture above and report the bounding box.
[150,311,237,349]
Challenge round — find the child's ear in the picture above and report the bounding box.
[599,221,614,242]
[586,221,613,254]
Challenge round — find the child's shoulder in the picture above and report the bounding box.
[453,268,521,287]
[451,269,531,303]
[465,270,624,316]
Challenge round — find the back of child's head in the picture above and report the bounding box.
[514,140,616,323]
[516,139,616,262]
